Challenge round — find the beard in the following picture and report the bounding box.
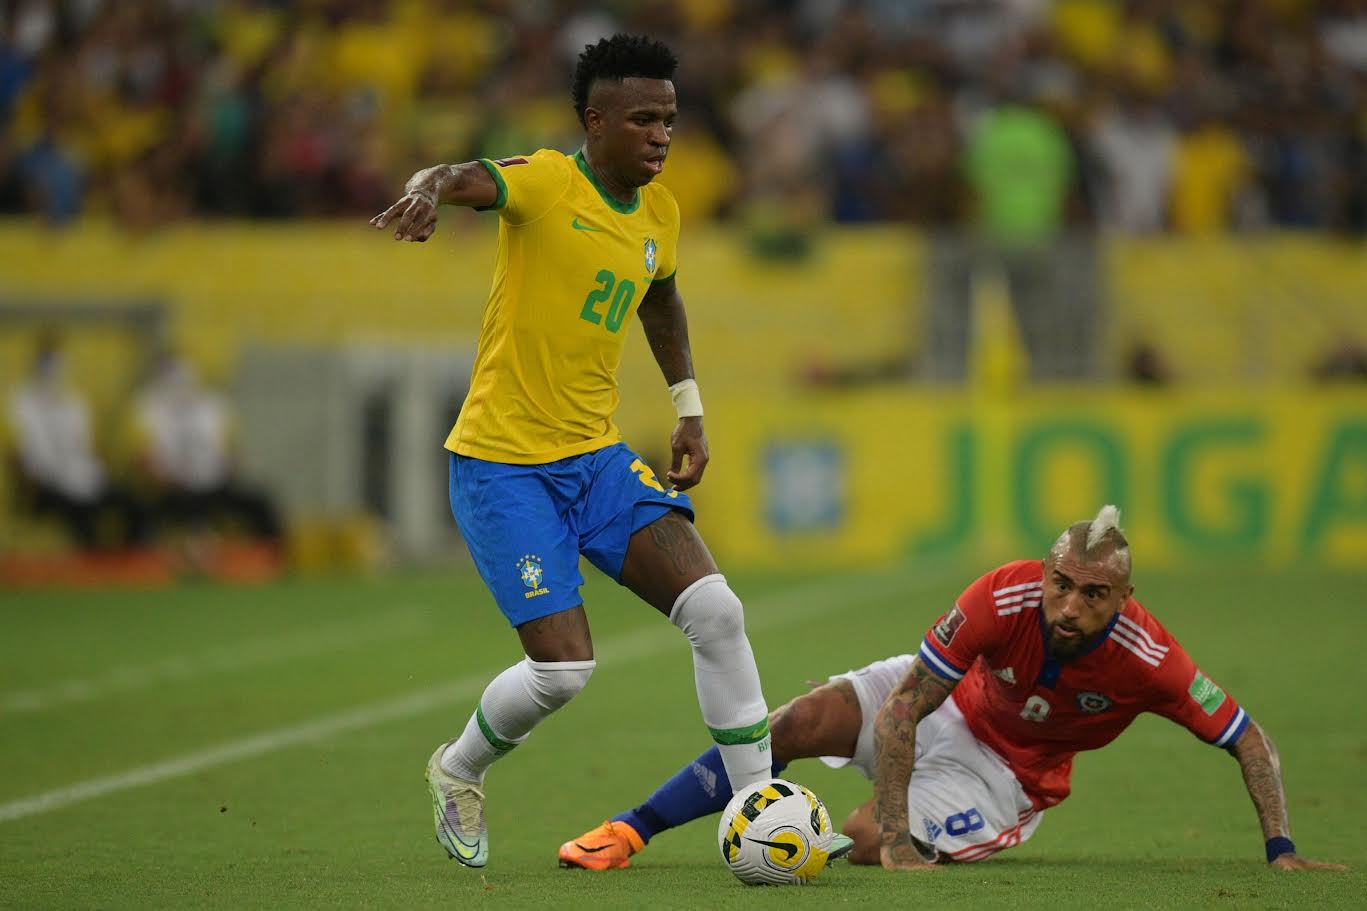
[1046,619,1093,660]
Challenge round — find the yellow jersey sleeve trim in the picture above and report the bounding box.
[475,159,508,211]
[650,269,676,285]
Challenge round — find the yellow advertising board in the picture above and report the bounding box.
[691,390,1367,569]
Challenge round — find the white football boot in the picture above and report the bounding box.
[426,742,488,867]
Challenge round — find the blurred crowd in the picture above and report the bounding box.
[6,333,283,557]
[0,0,1365,234]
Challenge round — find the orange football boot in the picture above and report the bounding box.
[558,819,645,870]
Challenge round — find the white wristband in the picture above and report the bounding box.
[669,378,703,418]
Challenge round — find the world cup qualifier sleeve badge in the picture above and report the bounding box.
[932,606,966,647]
[644,238,657,274]
[518,554,549,600]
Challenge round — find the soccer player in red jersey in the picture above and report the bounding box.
[559,506,1344,873]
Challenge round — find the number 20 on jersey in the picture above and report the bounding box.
[579,269,637,333]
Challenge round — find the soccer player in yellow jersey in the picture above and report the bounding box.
[370,35,773,869]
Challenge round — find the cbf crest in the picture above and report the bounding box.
[518,554,549,600]
[644,237,657,273]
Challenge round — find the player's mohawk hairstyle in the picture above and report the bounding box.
[1086,505,1124,552]
[1052,505,1131,578]
[572,33,678,125]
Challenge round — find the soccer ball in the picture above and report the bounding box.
[717,778,836,885]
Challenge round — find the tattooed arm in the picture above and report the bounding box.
[636,275,707,491]
[1229,721,1346,871]
[872,658,955,871]
[637,274,693,386]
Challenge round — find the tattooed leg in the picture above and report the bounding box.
[516,604,594,661]
[619,510,719,615]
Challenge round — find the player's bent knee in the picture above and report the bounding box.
[522,657,596,712]
[769,693,826,760]
[669,574,745,644]
[770,682,859,762]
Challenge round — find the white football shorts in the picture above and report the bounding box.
[821,653,1044,862]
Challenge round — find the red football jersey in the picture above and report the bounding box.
[918,560,1248,810]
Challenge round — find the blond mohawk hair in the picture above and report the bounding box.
[1086,505,1123,551]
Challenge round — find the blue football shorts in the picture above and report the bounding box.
[449,442,695,627]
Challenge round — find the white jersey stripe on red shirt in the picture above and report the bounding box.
[1110,622,1166,657]
[994,592,1042,606]
[996,599,1041,616]
[1110,621,1164,656]
[1115,614,1168,654]
[1108,628,1162,666]
[992,581,1043,597]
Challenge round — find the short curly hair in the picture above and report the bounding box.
[572,34,678,126]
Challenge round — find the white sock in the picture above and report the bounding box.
[440,656,596,783]
[670,574,772,791]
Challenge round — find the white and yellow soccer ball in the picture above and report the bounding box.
[717,778,836,885]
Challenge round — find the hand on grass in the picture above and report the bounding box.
[1270,854,1347,872]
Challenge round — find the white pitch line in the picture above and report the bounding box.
[0,678,479,824]
[0,563,949,825]
[2,608,433,715]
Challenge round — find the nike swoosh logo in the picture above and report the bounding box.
[571,217,604,232]
[573,842,612,853]
[744,837,799,860]
[437,809,482,858]
[448,828,481,859]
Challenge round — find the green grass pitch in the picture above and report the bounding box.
[1,561,1363,909]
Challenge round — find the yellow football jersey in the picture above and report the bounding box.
[445,148,680,464]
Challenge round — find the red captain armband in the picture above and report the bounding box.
[494,157,528,167]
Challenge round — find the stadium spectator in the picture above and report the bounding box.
[0,9,35,126]
[131,350,283,548]
[12,65,85,225]
[5,333,152,550]
[1090,83,1176,233]
[1170,99,1254,233]
[0,0,1359,234]
[1318,0,1367,73]
[921,57,1103,384]
[559,506,1345,874]
[370,34,774,871]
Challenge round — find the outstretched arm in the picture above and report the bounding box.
[636,275,707,491]
[872,658,955,871]
[1229,720,1346,871]
[369,161,498,242]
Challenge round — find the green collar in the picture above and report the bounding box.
[574,149,641,214]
